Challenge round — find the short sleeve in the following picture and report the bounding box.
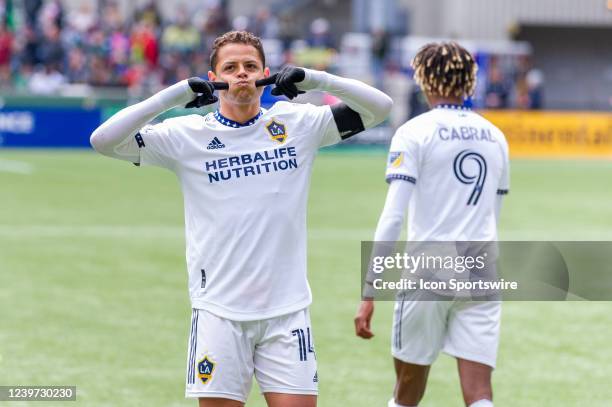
[385,128,420,184]
[136,120,181,170]
[305,104,341,148]
[497,134,510,195]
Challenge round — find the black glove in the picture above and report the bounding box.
[185,77,218,108]
[271,66,306,100]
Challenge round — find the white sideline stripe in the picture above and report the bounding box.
[0,225,183,238]
[0,225,611,240]
[0,159,34,174]
[0,225,373,239]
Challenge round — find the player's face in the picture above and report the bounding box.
[208,43,269,106]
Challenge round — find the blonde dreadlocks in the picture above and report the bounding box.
[411,42,478,99]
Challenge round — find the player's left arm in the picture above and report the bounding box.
[495,132,511,224]
[272,66,393,138]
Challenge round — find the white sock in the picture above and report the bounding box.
[469,400,493,407]
[388,398,417,407]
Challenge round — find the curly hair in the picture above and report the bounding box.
[210,31,266,72]
[411,42,478,98]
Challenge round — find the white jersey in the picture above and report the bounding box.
[136,101,341,321]
[386,105,509,241]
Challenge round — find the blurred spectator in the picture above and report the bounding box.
[124,62,147,88]
[526,68,544,109]
[485,65,510,109]
[162,6,200,55]
[108,27,130,81]
[124,61,162,96]
[512,55,544,110]
[408,86,429,119]
[19,24,39,65]
[130,21,158,67]
[86,27,109,58]
[38,0,64,30]
[1,0,16,30]
[28,63,65,94]
[13,63,33,91]
[232,15,249,32]
[250,7,278,40]
[65,47,88,83]
[67,2,96,33]
[0,21,12,87]
[277,11,298,52]
[192,52,208,74]
[174,62,193,81]
[24,0,43,27]
[514,75,530,109]
[307,18,333,49]
[89,54,112,86]
[371,29,389,90]
[37,23,64,66]
[135,0,162,31]
[102,1,123,31]
[203,1,230,37]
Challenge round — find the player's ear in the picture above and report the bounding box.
[208,70,216,81]
[264,67,270,77]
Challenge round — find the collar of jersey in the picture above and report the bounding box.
[434,104,471,111]
[213,109,263,128]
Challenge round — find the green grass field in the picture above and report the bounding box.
[1,149,612,406]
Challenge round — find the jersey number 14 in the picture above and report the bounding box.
[291,327,316,361]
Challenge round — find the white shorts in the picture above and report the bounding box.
[185,308,318,402]
[391,293,501,368]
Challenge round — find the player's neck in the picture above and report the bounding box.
[218,102,262,125]
[427,95,464,109]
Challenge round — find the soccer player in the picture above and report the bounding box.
[90,31,392,407]
[354,42,509,407]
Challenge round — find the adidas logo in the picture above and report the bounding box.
[313,371,318,383]
[207,137,225,150]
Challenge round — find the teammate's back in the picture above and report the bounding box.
[357,41,508,407]
[387,106,509,241]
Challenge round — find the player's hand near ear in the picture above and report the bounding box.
[185,78,219,108]
[271,66,307,99]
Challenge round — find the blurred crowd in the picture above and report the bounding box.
[0,0,542,109]
[483,56,543,110]
[0,0,236,93]
[0,0,338,95]
[0,0,344,94]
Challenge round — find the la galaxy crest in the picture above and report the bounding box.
[197,356,215,384]
[266,119,287,144]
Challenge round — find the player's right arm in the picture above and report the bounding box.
[355,179,414,339]
[89,79,217,163]
[356,128,419,339]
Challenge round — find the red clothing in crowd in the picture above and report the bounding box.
[0,30,13,66]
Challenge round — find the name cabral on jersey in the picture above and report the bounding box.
[438,126,497,142]
[204,146,298,183]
